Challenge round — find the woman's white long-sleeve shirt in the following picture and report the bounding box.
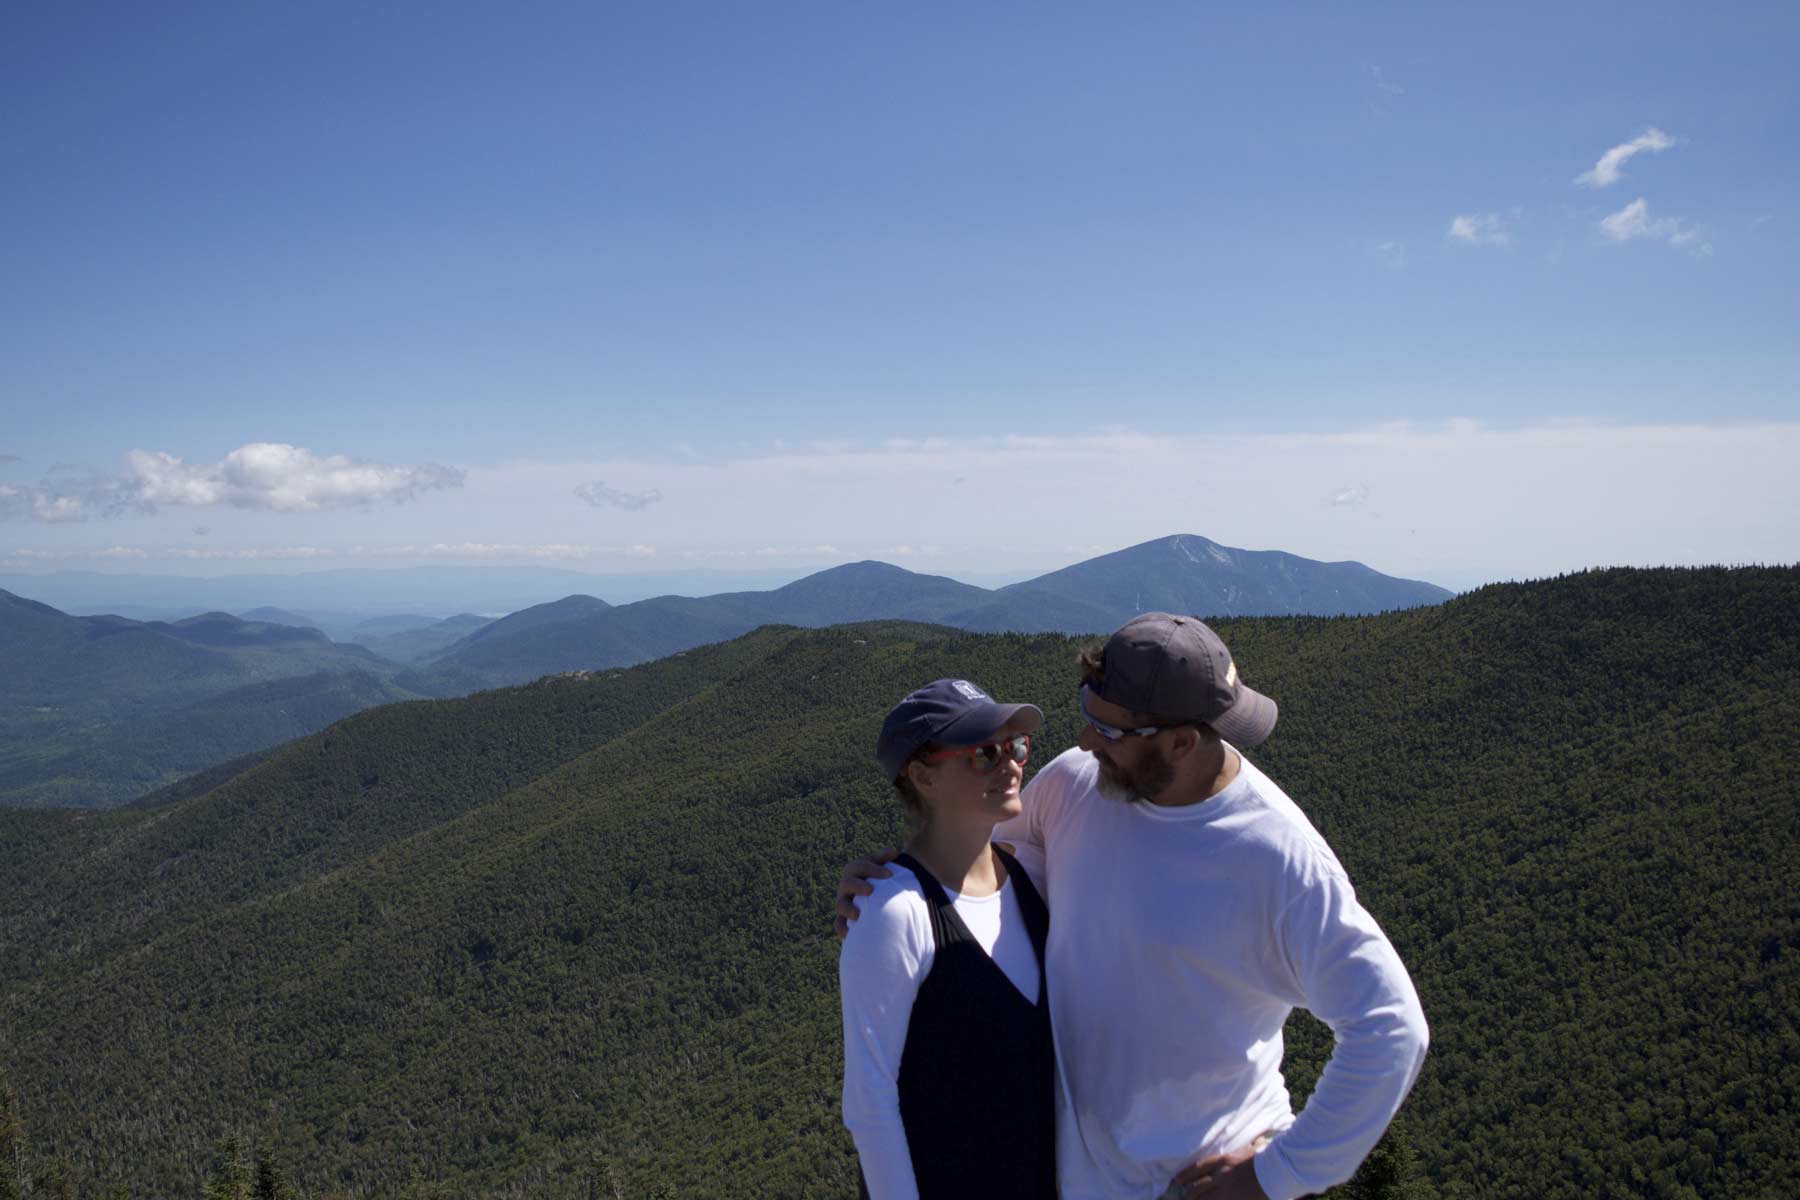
[838,860,1044,1200]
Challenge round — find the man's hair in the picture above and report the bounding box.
[1076,643,1219,741]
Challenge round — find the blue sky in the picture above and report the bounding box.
[2,1,1795,592]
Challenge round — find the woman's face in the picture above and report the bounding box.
[915,719,1033,827]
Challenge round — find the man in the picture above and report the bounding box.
[837,613,1428,1200]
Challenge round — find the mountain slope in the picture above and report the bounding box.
[355,613,493,663]
[1002,533,1452,619]
[1,568,1795,1198]
[0,670,421,808]
[236,607,324,631]
[744,560,992,624]
[0,591,407,807]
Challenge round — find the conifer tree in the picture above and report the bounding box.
[30,1159,74,1200]
[253,1148,289,1200]
[0,1074,24,1200]
[1340,1122,1433,1200]
[202,1133,253,1200]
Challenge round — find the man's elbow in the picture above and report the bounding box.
[1398,996,1429,1074]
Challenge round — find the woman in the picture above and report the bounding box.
[838,677,1056,1200]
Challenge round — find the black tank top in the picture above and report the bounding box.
[860,846,1056,1199]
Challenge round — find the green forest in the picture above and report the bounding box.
[1,567,1795,1197]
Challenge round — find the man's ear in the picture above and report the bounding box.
[1165,725,1202,762]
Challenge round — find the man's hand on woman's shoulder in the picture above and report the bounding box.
[834,847,900,940]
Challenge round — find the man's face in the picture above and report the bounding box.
[1078,689,1175,802]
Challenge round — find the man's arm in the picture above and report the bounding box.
[1251,869,1429,1200]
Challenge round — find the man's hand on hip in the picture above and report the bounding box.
[1163,1138,1270,1200]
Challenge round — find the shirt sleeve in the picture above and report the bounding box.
[1253,865,1430,1200]
[839,877,931,1200]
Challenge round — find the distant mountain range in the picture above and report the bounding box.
[401,535,1451,693]
[0,563,823,616]
[1,534,1449,805]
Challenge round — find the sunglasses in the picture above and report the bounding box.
[920,732,1033,772]
[1079,685,1172,742]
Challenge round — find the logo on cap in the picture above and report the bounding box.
[950,680,988,701]
[1226,661,1238,689]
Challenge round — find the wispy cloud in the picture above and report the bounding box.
[1576,128,1676,188]
[1375,240,1407,269]
[0,443,464,523]
[1448,213,1509,246]
[0,454,21,467]
[575,480,663,511]
[4,545,148,562]
[1599,198,1710,254]
[1368,64,1403,96]
[166,546,338,560]
[1327,484,1370,508]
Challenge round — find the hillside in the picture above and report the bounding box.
[0,670,421,808]
[0,591,409,808]
[1,567,1795,1198]
[353,614,494,664]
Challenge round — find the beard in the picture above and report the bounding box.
[1094,745,1175,803]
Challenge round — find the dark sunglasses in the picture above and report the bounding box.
[920,732,1033,772]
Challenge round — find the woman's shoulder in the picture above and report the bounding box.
[841,864,932,957]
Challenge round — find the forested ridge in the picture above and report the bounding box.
[0,567,1794,1198]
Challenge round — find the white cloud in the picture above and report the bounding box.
[575,480,663,511]
[1368,65,1403,96]
[0,484,88,523]
[128,443,463,512]
[356,542,612,561]
[1599,198,1709,254]
[1448,214,1509,246]
[1576,128,1676,188]
[167,546,338,561]
[1328,485,1370,508]
[0,443,464,523]
[4,545,146,562]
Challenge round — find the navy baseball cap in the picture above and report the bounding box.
[876,679,1044,782]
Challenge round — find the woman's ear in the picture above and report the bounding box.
[904,759,935,795]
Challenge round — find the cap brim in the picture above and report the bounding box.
[934,701,1044,747]
[1211,686,1277,749]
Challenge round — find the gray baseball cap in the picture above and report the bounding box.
[1092,612,1278,748]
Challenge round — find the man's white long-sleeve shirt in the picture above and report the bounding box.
[993,747,1428,1200]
